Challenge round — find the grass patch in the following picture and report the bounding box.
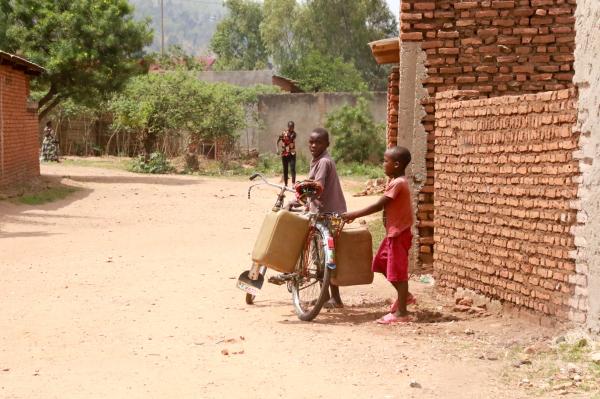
[61,157,132,171]
[16,186,77,205]
[336,162,383,179]
[502,338,600,396]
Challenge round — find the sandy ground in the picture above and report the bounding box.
[0,163,591,399]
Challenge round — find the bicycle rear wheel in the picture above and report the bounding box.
[291,226,331,321]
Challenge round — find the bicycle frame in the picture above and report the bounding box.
[240,173,344,303]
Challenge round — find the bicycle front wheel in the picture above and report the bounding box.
[291,226,331,321]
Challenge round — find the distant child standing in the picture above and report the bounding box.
[342,146,414,324]
[277,121,297,187]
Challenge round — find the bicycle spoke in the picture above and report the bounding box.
[299,280,320,291]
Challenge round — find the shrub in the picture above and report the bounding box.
[326,97,385,164]
[129,152,174,174]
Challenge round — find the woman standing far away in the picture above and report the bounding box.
[277,121,297,187]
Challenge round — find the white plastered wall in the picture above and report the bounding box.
[573,0,600,332]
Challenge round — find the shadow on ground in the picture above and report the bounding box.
[66,174,202,186]
[0,176,93,238]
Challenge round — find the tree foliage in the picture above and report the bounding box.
[283,51,367,93]
[325,97,385,163]
[109,71,278,161]
[1,0,153,119]
[211,0,398,91]
[210,0,269,70]
[302,0,398,89]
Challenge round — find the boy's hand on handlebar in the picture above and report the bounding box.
[285,200,299,211]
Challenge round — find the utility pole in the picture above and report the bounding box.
[160,0,165,56]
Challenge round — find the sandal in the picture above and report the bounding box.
[390,294,417,313]
[376,313,412,325]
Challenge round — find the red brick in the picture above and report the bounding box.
[492,0,516,8]
[437,30,460,39]
[439,47,460,55]
[532,34,556,44]
[477,28,499,37]
[476,10,499,18]
[548,7,573,15]
[513,27,539,35]
[401,32,424,41]
[513,64,534,73]
[401,13,423,21]
[453,1,479,9]
[531,0,554,5]
[414,2,436,11]
[530,17,554,25]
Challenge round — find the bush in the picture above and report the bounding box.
[326,97,385,164]
[129,152,174,174]
[336,162,382,179]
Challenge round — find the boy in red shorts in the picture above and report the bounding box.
[342,146,414,324]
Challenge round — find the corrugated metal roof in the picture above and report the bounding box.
[0,51,45,75]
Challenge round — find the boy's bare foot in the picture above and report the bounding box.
[324,298,344,309]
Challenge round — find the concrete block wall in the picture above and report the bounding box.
[0,65,40,188]
[398,0,577,275]
[434,88,583,322]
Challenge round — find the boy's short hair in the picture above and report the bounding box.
[288,121,295,127]
[311,127,329,142]
[386,146,411,167]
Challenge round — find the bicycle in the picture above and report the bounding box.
[236,173,344,321]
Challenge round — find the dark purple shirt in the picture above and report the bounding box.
[308,151,347,214]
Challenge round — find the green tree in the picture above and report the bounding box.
[2,0,152,120]
[152,45,205,72]
[325,97,385,163]
[260,0,306,72]
[302,0,398,90]
[210,0,269,70]
[283,51,367,92]
[109,71,273,165]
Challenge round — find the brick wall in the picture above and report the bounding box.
[434,88,584,322]
[399,0,577,270]
[0,65,40,188]
[387,67,400,147]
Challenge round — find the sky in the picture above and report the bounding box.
[386,0,400,20]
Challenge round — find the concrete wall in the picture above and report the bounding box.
[0,65,40,188]
[256,92,387,159]
[573,0,600,332]
[197,70,274,87]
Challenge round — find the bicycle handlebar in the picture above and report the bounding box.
[248,173,295,193]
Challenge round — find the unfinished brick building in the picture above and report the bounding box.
[0,51,44,188]
[371,0,600,330]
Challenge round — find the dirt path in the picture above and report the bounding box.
[0,164,590,398]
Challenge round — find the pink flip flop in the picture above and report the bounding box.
[376,313,413,325]
[390,294,417,313]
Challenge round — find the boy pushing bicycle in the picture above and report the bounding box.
[270,127,347,309]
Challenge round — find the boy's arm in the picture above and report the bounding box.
[342,195,391,222]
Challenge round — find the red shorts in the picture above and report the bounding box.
[372,228,412,282]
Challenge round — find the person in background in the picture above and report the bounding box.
[276,121,297,187]
[40,121,60,162]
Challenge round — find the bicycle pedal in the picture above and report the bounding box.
[268,276,286,285]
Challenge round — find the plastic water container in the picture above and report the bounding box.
[331,227,374,286]
[251,210,310,273]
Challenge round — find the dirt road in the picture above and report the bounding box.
[0,164,585,398]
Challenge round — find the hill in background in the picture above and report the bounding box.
[129,0,226,55]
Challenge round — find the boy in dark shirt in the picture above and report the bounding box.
[273,128,347,308]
